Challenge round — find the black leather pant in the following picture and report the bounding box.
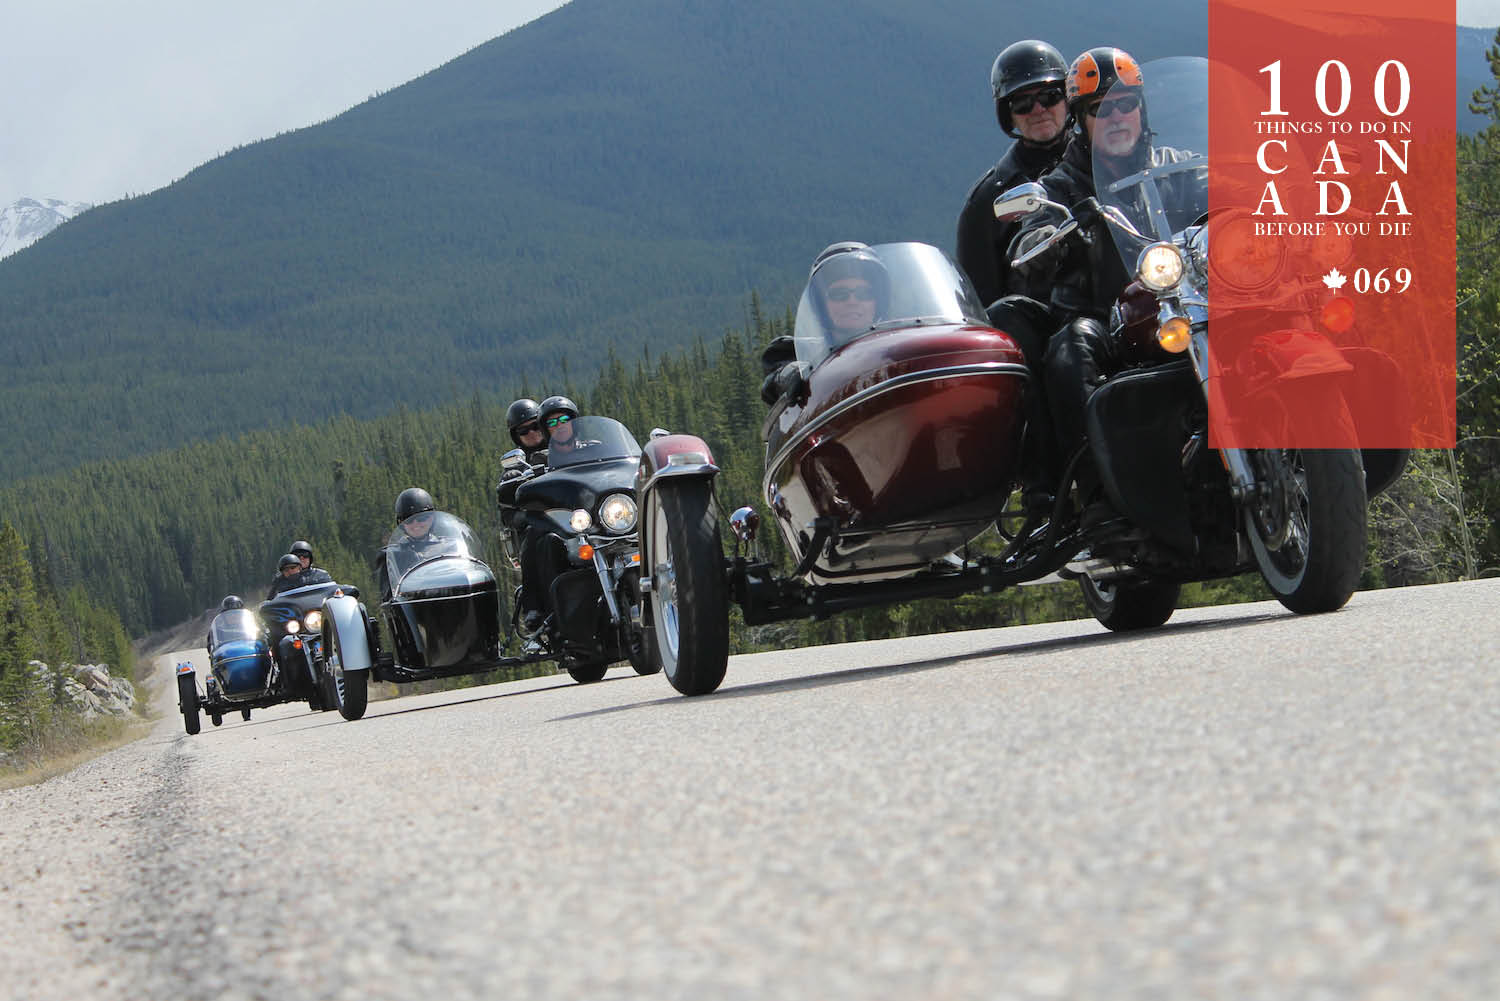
[987,296,1059,490]
[1043,315,1114,495]
[518,512,567,616]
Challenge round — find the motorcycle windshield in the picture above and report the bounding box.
[793,242,988,368]
[209,609,260,646]
[544,416,642,470]
[384,511,487,579]
[1092,57,1210,275]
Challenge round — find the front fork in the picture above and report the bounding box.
[1188,322,1260,503]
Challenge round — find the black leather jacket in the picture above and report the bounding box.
[956,135,1068,308]
[265,567,333,600]
[1012,136,1204,322]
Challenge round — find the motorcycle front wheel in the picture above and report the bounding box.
[648,480,729,696]
[1244,447,1366,613]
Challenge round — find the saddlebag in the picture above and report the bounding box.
[1087,360,1199,554]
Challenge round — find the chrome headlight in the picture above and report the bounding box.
[1209,214,1284,291]
[1136,243,1185,292]
[569,508,593,532]
[285,620,300,635]
[1306,228,1354,271]
[302,610,322,632]
[598,493,638,534]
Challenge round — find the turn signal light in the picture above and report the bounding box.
[1321,295,1355,333]
[578,544,595,561]
[1156,316,1191,353]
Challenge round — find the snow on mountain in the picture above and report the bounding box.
[0,197,92,259]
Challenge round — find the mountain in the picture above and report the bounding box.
[1460,25,1498,132]
[0,197,91,259]
[0,1,1480,483]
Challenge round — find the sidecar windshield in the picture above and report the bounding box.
[794,242,988,367]
[384,511,486,578]
[209,609,260,646]
[544,416,642,470]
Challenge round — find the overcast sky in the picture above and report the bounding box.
[4,1,1499,210]
[2,1,566,208]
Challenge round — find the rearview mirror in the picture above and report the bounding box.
[500,447,527,472]
[993,182,1049,222]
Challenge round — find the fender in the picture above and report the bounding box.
[636,434,719,593]
[635,433,720,496]
[322,593,373,673]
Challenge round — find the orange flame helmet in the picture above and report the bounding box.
[1065,47,1144,115]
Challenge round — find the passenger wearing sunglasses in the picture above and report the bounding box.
[515,395,591,633]
[956,39,1071,310]
[1009,47,1204,532]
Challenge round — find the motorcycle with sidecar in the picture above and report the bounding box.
[175,588,341,734]
[638,78,1404,696]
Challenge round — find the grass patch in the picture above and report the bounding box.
[0,713,155,791]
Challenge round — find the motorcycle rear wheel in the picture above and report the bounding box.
[1245,447,1366,613]
[649,480,729,696]
[1080,575,1179,631]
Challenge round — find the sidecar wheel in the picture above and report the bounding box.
[1245,448,1365,614]
[649,480,729,696]
[326,620,369,721]
[565,659,609,684]
[177,674,201,736]
[1080,575,1179,631]
[211,713,223,727]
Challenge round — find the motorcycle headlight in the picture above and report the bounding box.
[1209,214,1284,291]
[1136,243,1185,292]
[302,610,322,632]
[285,620,300,635]
[570,508,593,532]
[1306,228,1354,271]
[598,493,638,534]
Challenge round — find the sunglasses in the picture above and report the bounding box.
[1010,87,1064,115]
[516,421,542,434]
[545,414,573,428]
[825,285,875,303]
[1086,94,1141,119]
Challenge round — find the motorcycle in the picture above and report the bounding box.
[639,60,1402,694]
[176,589,340,734]
[503,416,670,682]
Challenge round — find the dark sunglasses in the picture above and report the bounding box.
[545,414,573,428]
[516,421,542,434]
[825,285,875,303]
[1086,94,1141,119]
[1010,87,1064,115]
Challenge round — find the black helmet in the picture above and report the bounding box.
[221,595,244,611]
[809,242,891,330]
[506,398,543,447]
[394,487,436,524]
[1065,46,1144,124]
[538,395,579,424]
[278,554,302,572]
[991,40,1068,135]
[290,540,313,560]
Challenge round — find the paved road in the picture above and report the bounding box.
[3,580,1498,1000]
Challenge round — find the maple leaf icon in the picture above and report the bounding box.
[1322,267,1348,290]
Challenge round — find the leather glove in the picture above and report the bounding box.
[1071,197,1104,232]
[1011,224,1063,274]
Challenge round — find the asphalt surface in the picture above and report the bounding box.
[2,579,1498,1000]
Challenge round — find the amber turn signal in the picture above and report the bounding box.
[1156,316,1191,353]
[1321,295,1355,333]
[578,544,595,561]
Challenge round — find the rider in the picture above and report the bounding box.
[378,487,441,601]
[1012,47,1203,527]
[956,39,1071,309]
[515,396,584,633]
[497,397,548,511]
[760,243,890,405]
[266,554,307,599]
[207,594,245,652]
[288,540,333,585]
